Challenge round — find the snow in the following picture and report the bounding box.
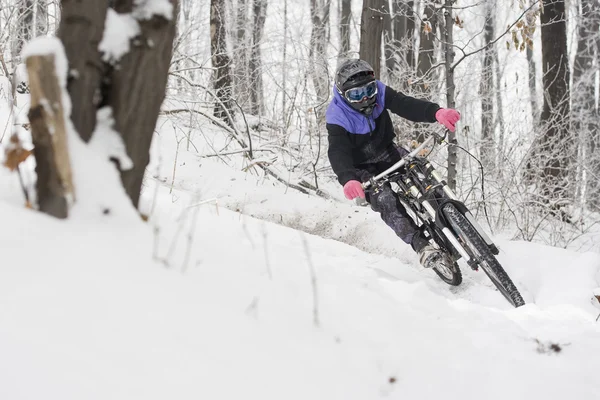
[99,9,140,64]
[22,37,69,90]
[2,113,600,399]
[133,0,174,21]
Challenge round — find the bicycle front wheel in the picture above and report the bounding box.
[443,204,525,308]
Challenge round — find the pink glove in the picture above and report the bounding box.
[343,180,365,200]
[435,108,461,132]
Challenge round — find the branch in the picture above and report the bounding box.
[450,1,539,72]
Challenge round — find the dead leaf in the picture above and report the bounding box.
[454,16,464,28]
[423,21,432,34]
[3,134,32,172]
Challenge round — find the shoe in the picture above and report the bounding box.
[418,244,445,269]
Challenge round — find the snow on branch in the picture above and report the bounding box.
[133,0,174,21]
[99,9,140,63]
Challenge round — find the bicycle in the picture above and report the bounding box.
[363,131,525,308]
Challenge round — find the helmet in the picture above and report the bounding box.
[334,59,377,114]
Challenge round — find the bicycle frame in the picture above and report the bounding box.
[362,133,499,269]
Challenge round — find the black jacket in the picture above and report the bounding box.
[327,86,440,185]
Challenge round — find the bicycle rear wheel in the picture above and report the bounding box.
[443,204,525,307]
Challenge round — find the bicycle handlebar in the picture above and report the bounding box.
[362,134,436,190]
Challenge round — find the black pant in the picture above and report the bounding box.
[357,145,425,251]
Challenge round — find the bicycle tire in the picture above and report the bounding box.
[443,204,525,308]
[428,225,462,286]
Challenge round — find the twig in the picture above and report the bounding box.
[300,233,320,328]
[451,1,539,71]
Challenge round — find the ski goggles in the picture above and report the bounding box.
[344,81,378,103]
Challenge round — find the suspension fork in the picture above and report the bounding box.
[403,176,473,263]
[426,163,498,253]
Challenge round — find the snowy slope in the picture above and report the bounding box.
[2,146,600,399]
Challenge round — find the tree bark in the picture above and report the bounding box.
[108,0,178,208]
[359,0,386,78]
[249,0,267,115]
[234,0,250,111]
[443,0,457,190]
[392,0,415,70]
[574,0,600,210]
[539,0,571,200]
[383,4,396,76]
[339,0,351,60]
[417,1,437,96]
[480,1,495,169]
[26,54,73,218]
[310,0,331,103]
[57,0,109,142]
[210,0,233,122]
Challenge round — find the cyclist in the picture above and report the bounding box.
[326,58,460,268]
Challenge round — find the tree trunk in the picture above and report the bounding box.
[26,54,73,218]
[383,4,396,76]
[210,0,233,122]
[443,0,457,190]
[359,0,386,78]
[417,1,437,96]
[392,0,415,69]
[574,0,600,210]
[310,0,331,103]
[249,0,267,115]
[13,0,47,64]
[539,0,571,201]
[339,0,351,60]
[479,1,495,169]
[234,0,250,111]
[57,0,109,142]
[106,0,178,208]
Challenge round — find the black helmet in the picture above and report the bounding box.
[334,59,378,114]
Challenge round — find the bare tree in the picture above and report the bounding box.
[28,0,179,214]
[211,0,233,123]
[442,0,457,190]
[392,0,415,70]
[359,0,386,78]
[12,0,47,64]
[339,0,351,60]
[249,0,267,115]
[537,0,571,203]
[309,0,331,103]
[479,0,495,169]
[233,0,250,110]
[416,0,437,97]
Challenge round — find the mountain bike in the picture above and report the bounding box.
[363,131,525,308]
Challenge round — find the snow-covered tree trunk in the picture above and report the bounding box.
[26,51,73,218]
[57,0,109,142]
[108,0,178,207]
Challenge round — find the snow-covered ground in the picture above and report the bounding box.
[1,112,600,399]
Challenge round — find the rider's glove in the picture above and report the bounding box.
[435,108,461,132]
[343,180,365,200]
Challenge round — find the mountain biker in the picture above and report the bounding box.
[326,58,461,268]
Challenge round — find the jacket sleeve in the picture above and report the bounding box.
[384,85,441,123]
[327,123,360,186]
